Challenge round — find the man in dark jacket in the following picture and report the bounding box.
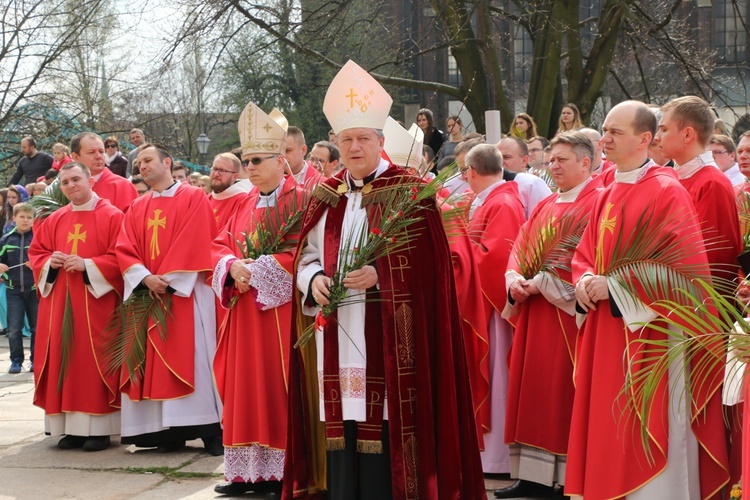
[9,137,54,186]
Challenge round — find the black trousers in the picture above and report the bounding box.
[326,421,393,500]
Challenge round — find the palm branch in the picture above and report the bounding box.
[597,204,727,311]
[618,278,744,463]
[101,289,172,383]
[28,179,69,220]
[57,288,74,392]
[513,207,587,280]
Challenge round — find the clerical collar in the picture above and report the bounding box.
[347,170,377,191]
[256,183,283,208]
[614,158,653,184]
[674,151,716,180]
[556,177,591,203]
[92,170,104,182]
[71,192,99,211]
[151,181,180,198]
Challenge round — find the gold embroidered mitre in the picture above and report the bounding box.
[383,116,424,171]
[323,60,392,134]
[238,102,288,156]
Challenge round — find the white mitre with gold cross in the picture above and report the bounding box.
[383,117,424,170]
[324,60,392,134]
[238,101,288,156]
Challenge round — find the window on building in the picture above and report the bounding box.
[448,53,461,86]
[715,0,747,63]
[514,24,533,82]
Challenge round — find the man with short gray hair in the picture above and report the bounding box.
[465,143,525,478]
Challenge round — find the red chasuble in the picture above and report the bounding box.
[93,167,138,213]
[679,165,741,282]
[115,185,217,401]
[29,199,124,416]
[469,182,525,319]
[283,166,486,499]
[566,166,729,499]
[211,178,301,451]
[504,180,600,456]
[442,204,490,445]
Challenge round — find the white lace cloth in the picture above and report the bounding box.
[224,444,285,482]
[248,255,293,310]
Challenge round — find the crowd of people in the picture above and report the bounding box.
[4,59,750,500]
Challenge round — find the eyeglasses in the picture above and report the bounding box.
[210,167,238,175]
[460,165,472,174]
[528,148,543,154]
[711,150,731,156]
[105,144,117,149]
[242,155,278,167]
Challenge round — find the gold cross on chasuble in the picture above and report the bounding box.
[147,209,167,259]
[67,223,87,255]
[596,202,617,274]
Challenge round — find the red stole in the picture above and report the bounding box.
[29,200,124,415]
[116,185,216,401]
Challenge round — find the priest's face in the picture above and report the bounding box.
[72,136,106,175]
[549,143,590,192]
[137,147,172,186]
[653,110,685,162]
[59,165,95,205]
[337,128,384,179]
[210,157,239,193]
[737,136,750,179]
[601,103,650,169]
[244,154,283,192]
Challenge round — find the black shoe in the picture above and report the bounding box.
[214,482,255,495]
[202,435,224,456]
[83,435,110,452]
[494,479,551,498]
[156,440,185,453]
[58,435,87,450]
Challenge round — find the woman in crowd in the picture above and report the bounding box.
[4,185,28,235]
[417,108,446,158]
[437,115,464,162]
[103,136,129,177]
[556,103,583,135]
[510,113,538,141]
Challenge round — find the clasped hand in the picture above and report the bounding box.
[50,251,85,272]
[575,274,607,312]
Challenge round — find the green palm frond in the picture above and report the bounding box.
[599,204,719,309]
[102,289,172,383]
[513,207,587,280]
[29,179,69,220]
[619,278,744,462]
[57,288,74,392]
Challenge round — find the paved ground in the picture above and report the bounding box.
[0,337,519,499]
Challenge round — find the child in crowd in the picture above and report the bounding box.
[51,143,73,171]
[0,203,38,373]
